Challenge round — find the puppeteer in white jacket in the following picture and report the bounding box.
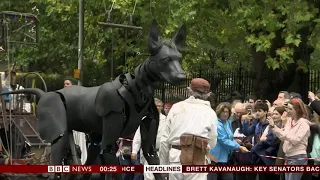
[159,78,218,180]
[132,98,166,180]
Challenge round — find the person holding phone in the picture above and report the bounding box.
[250,107,285,179]
[268,98,311,180]
[232,106,256,180]
[242,101,273,180]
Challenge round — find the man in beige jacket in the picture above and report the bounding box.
[159,78,218,180]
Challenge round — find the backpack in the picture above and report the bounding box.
[310,134,320,163]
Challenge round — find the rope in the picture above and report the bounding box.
[149,0,154,18]
[124,29,128,72]
[5,22,10,81]
[103,0,107,13]
[105,0,115,22]
[258,154,320,161]
[168,1,171,20]
[110,1,115,12]
[236,151,320,161]
[9,101,12,165]
[110,25,114,81]
[103,0,116,80]
[118,137,133,142]
[132,0,138,16]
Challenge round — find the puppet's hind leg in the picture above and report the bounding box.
[83,133,102,180]
[48,132,68,179]
[101,112,124,180]
[36,92,70,179]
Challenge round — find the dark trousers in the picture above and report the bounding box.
[119,154,143,180]
[235,173,256,180]
[235,172,279,180]
[258,173,280,180]
[91,154,107,180]
[207,162,233,180]
[250,156,281,180]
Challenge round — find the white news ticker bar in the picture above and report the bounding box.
[144,165,182,173]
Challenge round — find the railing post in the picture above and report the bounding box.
[161,82,166,107]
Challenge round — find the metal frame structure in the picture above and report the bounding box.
[97,1,143,80]
[0,71,48,158]
[0,11,40,49]
[98,22,142,30]
[77,0,143,83]
[0,12,42,173]
[0,11,40,87]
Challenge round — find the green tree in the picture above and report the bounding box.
[229,0,320,99]
[2,0,320,100]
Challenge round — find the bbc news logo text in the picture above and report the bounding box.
[48,166,70,173]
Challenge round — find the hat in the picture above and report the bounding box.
[189,78,210,93]
[290,92,302,99]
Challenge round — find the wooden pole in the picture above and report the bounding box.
[77,0,84,86]
[98,22,143,30]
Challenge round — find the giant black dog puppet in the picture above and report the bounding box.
[1,20,187,180]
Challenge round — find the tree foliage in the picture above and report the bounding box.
[1,0,320,87]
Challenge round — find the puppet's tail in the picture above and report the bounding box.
[0,88,45,99]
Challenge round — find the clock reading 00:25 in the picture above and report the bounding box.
[100,166,118,173]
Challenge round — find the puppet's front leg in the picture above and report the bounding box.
[101,112,124,180]
[140,108,164,180]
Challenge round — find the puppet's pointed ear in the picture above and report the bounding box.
[148,20,162,55]
[172,24,187,51]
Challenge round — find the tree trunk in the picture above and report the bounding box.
[251,29,313,102]
[251,1,320,103]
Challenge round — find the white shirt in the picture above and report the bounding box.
[159,96,218,165]
[233,128,246,138]
[233,128,255,145]
[132,113,167,154]
[73,131,87,164]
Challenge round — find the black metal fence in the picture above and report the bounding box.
[154,69,320,105]
[153,69,253,104]
[309,70,320,93]
[16,69,320,105]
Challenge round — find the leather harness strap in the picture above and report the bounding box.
[171,145,218,163]
[171,145,181,150]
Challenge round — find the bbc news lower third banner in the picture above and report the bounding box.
[0,165,319,173]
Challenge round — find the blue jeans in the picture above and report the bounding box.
[119,153,143,180]
[285,154,308,180]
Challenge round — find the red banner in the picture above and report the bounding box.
[0,165,144,174]
[182,165,320,173]
[0,165,318,174]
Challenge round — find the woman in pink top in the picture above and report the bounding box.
[267,98,310,180]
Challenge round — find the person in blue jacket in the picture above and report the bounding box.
[242,101,275,180]
[208,102,250,180]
